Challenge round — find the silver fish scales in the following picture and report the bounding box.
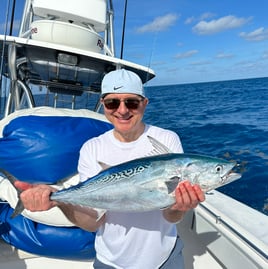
[50,153,241,212]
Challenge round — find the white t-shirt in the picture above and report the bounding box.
[78,124,183,269]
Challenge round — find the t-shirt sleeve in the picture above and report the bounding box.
[78,139,102,182]
[166,131,183,153]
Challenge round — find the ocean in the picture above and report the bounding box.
[1,77,268,215]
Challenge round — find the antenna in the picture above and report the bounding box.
[9,0,17,35]
[120,0,128,59]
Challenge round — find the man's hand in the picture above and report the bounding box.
[163,180,205,223]
[172,180,205,211]
[14,180,57,211]
[14,180,104,231]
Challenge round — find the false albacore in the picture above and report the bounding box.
[0,150,241,217]
[50,153,241,212]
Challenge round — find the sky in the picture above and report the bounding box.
[1,0,268,86]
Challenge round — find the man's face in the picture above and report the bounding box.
[102,93,148,136]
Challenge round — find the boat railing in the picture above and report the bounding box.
[181,192,268,268]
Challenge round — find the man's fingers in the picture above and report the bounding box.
[14,180,33,191]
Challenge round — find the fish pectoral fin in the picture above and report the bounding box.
[98,161,111,171]
[94,208,107,221]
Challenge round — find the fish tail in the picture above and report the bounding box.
[11,200,25,218]
[0,168,18,185]
[0,168,25,218]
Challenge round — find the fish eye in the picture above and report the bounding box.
[215,164,223,173]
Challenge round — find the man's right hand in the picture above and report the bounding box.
[14,181,57,211]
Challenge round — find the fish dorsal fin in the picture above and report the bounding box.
[98,161,111,171]
[147,135,172,155]
[97,136,172,170]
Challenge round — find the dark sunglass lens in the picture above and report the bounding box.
[125,99,140,109]
[104,99,120,109]
[103,98,143,110]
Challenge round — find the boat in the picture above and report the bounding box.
[0,1,267,268]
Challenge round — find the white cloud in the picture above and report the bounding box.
[199,12,216,21]
[184,16,195,25]
[190,60,212,66]
[185,13,215,25]
[192,15,251,35]
[239,27,268,41]
[216,52,234,59]
[262,50,268,59]
[175,50,198,59]
[136,14,179,33]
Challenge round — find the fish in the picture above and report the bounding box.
[0,137,241,216]
[49,153,241,212]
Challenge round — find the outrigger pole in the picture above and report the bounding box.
[120,0,128,59]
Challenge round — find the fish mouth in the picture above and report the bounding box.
[221,162,242,184]
[221,171,241,184]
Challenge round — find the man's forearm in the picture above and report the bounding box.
[58,204,105,231]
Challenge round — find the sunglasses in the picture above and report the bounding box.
[103,98,144,110]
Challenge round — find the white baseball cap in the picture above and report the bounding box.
[101,69,145,97]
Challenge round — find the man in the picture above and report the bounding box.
[16,69,205,268]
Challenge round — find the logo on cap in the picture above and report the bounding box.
[113,86,123,91]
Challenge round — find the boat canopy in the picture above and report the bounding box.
[0,0,155,117]
[25,0,107,54]
[31,0,107,32]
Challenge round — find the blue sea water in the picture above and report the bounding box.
[0,77,268,215]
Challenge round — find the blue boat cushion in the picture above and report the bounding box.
[0,203,96,259]
[0,115,112,183]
